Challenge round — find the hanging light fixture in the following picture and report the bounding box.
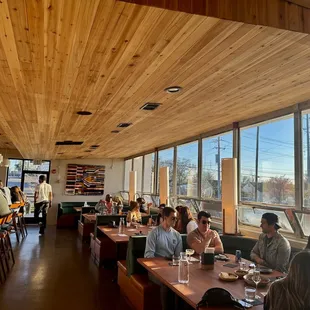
[0,154,3,164]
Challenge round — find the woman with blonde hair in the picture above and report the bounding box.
[126,201,142,223]
[264,251,310,310]
[175,206,198,234]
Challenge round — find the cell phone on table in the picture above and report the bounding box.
[238,300,253,309]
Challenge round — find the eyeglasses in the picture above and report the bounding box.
[202,220,211,225]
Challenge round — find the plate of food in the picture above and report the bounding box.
[243,274,270,287]
[219,272,238,282]
[234,269,248,279]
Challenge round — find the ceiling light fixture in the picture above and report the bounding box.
[164,86,182,94]
[140,102,161,111]
[117,123,132,128]
[77,111,92,116]
[90,145,99,148]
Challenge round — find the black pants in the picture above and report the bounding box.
[34,201,49,229]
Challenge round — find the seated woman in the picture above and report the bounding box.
[155,203,165,226]
[264,251,310,310]
[11,186,26,213]
[175,206,198,234]
[105,194,113,214]
[126,201,142,223]
[112,196,123,214]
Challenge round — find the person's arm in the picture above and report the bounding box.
[34,185,38,204]
[144,230,156,258]
[213,232,224,254]
[175,234,183,256]
[275,239,291,272]
[250,238,265,265]
[187,232,215,255]
[186,221,198,234]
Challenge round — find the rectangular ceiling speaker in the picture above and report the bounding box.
[159,166,169,205]
[129,171,137,203]
[222,158,238,235]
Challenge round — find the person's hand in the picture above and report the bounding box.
[49,201,52,209]
[256,257,265,265]
[147,202,152,208]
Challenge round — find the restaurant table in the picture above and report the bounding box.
[82,214,97,223]
[74,207,82,212]
[98,225,152,243]
[138,255,283,309]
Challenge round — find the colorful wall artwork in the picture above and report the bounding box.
[65,164,105,196]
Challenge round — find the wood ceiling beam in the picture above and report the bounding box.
[118,0,310,34]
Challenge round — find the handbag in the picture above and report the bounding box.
[196,287,245,309]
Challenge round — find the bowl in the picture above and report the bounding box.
[235,269,248,279]
[243,274,270,287]
[219,272,238,282]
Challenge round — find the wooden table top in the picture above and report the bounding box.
[98,225,153,243]
[73,207,82,212]
[138,255,283,309]
[82,214,97,222]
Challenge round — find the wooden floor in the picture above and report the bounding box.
[0,227,130,310]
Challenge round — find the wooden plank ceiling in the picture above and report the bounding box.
[120,0,310,34]
[0,0,310,159]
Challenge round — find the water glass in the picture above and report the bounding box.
[172,255,180,266]
[126,222,131,228]
[245,287,256,302]
[239,261,246,271]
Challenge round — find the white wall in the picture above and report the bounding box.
[47,158,124,225]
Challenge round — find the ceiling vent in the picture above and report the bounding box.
[140,102,161,111]
[77,111,92,116]
[111,130,120,133]
[117,123,132,128]
[90,145,99,148]
[55,141,84,146]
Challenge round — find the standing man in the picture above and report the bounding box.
[34,175,52,235]
[250,213,291,272]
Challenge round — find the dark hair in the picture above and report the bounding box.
[137,197,145,204]
[129,201,139,211]
[262,212,281,230]
[159,203,166,208]
[162,207,176,219]
[105,194,112,201]
[39,175,46,182]
[177,206,195,234]
[198,211,211,221]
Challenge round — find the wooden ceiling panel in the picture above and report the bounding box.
[0,0,309,159]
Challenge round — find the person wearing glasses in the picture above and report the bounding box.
[187,211,224,254]
[145,207,182,310]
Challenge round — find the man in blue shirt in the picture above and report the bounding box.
[145,207,182,310]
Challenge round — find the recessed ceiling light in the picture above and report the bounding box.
[77,111,92,116]
[111,130,120,133]
[164,86,182,93]
[55,141,83,145]
[90,145,99,148]
[117,123,132,128]
[140,102,161,111]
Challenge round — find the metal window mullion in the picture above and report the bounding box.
[233,122,240,203]
[294,109,303,211]
[173,146,177,197]
[198,138,202,199]
[154,150,158,195]
[141,155,145,194]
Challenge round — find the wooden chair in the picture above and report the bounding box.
[0,214,15,283]
[9,203,27,241]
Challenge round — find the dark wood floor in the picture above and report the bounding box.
[0,226,130,310]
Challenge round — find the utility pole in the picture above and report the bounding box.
[307,114,310,187]
[255,126,260,201]
[217,136,221,199]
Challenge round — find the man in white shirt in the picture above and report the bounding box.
[34,175,52,235]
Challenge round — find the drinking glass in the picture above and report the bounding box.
[185,249,195,263]
[252,269,261,299]
[172,255,180,266]
[239,261,246,271]
[245,287,256,302]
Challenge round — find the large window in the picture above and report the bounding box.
[124,159,132,191]
[177,141,198,197]
[133,156,143,193]
[7,159,23,188]
[158,148,174,195]
[240,116,295,206]
[143,153,155,193]
[202,132,233,199]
